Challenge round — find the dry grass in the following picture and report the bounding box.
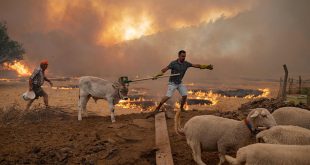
[0,103,72,125]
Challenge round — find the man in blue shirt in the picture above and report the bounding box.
[150,50,213,116]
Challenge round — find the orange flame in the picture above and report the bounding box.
[188,90,220,106]
[258,88,270,98]
[243,88,270,99]
[0,78,12,82]
[119,88,270,111]
[97,15,154,45]
[46,0,252,46]
[3,61,31,77]
[174,102,190,111]
[116,97,155,111]
[178,88,271,110]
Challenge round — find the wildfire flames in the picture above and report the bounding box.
[0,78,12,82]
[188,90,220,106]
[3,61,31,77]
[116,88,271,111]
[116,97,156,111]
[242,88,270,99]
[188,88,270,101]
[175,88,271,111]
[45,0,252,46]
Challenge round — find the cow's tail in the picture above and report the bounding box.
[174,109,185,136]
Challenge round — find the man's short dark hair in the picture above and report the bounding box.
[178,50,186,56]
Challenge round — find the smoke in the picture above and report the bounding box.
[0,0,309,81]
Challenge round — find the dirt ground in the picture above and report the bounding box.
[0,105,246,165]
[0,107,156,165]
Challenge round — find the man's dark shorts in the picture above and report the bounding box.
[33,85,47,99]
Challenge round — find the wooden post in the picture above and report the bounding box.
[155,112,174,165]
[282,64,288,100]
[299,76,302,94]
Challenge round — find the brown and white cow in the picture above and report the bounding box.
[78,76,129,122]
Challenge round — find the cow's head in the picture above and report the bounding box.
[113,77,129,100]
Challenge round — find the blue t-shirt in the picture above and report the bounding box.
[167,60,192,84]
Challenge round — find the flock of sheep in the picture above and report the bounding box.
[174,107,310,165]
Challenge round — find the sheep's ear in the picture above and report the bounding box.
[261,110,267,116]
[250,111,259,118]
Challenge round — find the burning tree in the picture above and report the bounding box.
[0,22,25,64]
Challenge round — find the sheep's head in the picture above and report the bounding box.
[247,108,277,131]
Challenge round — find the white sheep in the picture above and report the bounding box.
[256,125,310,145]
[174,108,277,165]
[272,107,310,129]
[225,143,310,165]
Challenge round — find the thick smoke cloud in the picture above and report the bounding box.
[0,0,309,82]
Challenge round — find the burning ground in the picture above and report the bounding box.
[0,77,277,115]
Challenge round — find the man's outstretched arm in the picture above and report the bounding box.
[153,66,170,79]
[192,64,213,70]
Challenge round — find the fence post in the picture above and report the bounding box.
[282,64,288,100]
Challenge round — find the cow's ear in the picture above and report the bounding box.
[118,77,125,86]
[112,84,119,89]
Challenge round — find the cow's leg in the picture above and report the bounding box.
[82,95,90,117]
[78,95,90,120]
[78,96,84,121]
[108,99,116,123]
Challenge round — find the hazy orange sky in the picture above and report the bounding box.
[0,0,309,81]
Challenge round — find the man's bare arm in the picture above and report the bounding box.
[44,77,50,82]
[44,77,53,86]
[161,66,169,73]
[192,64,202,68]
[29,79,33,91]
[192,64,213,70]
[152,66,170,79]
